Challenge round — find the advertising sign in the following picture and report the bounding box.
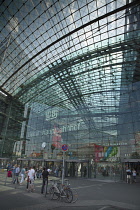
[94,144,120,162]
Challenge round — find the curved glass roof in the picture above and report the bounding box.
[0,0,140,146]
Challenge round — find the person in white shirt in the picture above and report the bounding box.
[132,169,137,183]
[20,166,25,185]
[27,166,35,192]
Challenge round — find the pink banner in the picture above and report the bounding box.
[52,126,62,148]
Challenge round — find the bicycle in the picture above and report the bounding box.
[49,179,73,203]
[64,179,78,203]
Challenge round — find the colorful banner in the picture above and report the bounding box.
[52,126,62,148]
[94,144,119,162]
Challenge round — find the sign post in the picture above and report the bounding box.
[61,144,68,184]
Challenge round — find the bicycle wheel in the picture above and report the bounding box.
[71,189,78,203]
[49,187,59,200]
[63,189,73,203]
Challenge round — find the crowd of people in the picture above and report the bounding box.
[6,163,50,193]
[126,167,137,184]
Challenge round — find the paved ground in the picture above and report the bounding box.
[0,171,140,210]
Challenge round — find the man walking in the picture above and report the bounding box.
[126,167,131,184]
[41,167,49,194]
[13,164,20,184]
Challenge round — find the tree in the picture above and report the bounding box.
[131,152,140,159]
[51,144,55,153]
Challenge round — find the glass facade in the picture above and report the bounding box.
[0,0,140,178]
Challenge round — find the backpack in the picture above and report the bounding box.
[7,171,12,177]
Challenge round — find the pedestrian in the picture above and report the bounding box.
[54,166,59,177]
[41,167,49,194]
[132,168,137,183]
[12,164,16,183]
[27,166,35,192]
[36,168,39,178]
[38,167,42,178]
[6,163,12,177]
[26,172,30,190]
[84,166,87,177]
[20,166,26,185]
[7,162,12,171]
[126,167,131,184]
[15,165,20,184]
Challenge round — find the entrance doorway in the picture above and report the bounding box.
[65,160,88,178]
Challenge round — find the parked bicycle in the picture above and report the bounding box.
[64,179,78,203]
[49,179,73,203]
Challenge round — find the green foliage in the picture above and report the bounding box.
[51,144,55,152]
[131,152,140,159]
